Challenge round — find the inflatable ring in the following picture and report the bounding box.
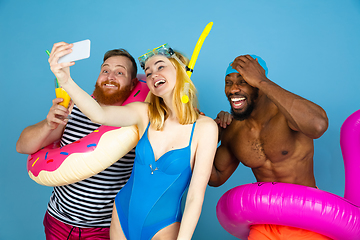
[216,109,360,240]
[27,76,149,187]
[217,182,360,240]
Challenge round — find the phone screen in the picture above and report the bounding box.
[58,39,91,63]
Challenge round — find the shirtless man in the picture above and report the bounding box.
[209,55,330,239]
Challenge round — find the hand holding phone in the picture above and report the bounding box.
[58,39,91,63]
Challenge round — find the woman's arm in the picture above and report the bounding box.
[48,42,145,128]
[177,116,218,240]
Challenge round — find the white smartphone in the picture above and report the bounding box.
[58,39,91,63]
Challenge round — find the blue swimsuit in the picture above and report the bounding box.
[114,122,196,240]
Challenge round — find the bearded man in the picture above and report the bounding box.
[16,43,138,240]
[209,55,330,239]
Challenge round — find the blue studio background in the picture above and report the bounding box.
[1,1,360,239]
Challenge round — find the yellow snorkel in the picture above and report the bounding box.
[138,22,213,104]
[181,22,213,103]
[187,22,213,79]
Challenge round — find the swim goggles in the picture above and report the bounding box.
[138,43,187,70]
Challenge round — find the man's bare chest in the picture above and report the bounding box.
[223,121,296,168]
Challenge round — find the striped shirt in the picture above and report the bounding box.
[47,105,135,228]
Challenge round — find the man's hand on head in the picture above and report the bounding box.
[231,55,267,88]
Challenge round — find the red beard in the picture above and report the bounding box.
[92,80,132,105]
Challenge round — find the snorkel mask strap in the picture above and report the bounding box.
[170,53,187,69]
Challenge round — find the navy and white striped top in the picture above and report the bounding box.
[47,105,135,227]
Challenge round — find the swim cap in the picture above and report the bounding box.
[225,55,268,76]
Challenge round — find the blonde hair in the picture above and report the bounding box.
[148,51,199,130]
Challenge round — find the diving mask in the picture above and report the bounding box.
[138,43,186,70]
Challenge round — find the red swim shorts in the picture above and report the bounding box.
[43,211,110,240]
[248,224,332,240]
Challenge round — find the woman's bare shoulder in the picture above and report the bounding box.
[195,115,218,132]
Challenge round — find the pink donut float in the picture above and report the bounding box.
[216,109,360,240]
[27,76,149,187]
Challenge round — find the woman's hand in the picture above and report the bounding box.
[48,42,75,86]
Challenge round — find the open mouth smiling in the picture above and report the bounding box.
[230,97,246,108]
[154,79,166,88]
[102,81,119,88]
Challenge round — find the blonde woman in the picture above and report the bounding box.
[49,43,218,240]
